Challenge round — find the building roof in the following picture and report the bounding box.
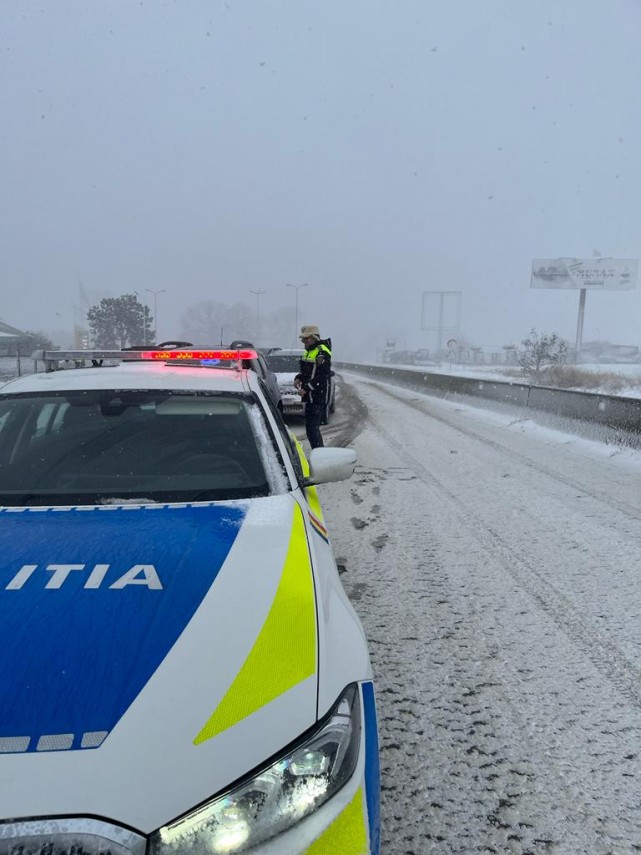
[0,320,28,339]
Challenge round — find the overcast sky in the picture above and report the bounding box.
[2,0,640,358]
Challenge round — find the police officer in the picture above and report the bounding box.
[295,325,332,449]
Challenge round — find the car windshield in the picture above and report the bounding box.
[265,354,302,373]
[0,390,274,506]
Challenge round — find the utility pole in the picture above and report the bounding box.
[575,288,587,361]
[249,289,266,346]
[145,288,166,343]
[285,282,308,348]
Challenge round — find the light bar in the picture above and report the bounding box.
[34,349,259,373]
[138,349,258,361]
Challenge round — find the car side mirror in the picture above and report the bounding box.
[302,447,357,486]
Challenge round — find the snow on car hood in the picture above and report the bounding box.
[0,496,318,833]
[275,371,299,386]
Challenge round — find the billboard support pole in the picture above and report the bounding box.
[437,292,445,352]
[575,288,586,361]
[422,291,462,354]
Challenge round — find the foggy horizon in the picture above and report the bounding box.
[2,0,641,362]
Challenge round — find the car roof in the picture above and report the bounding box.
[266,348,305,356]
[0,362,257,396]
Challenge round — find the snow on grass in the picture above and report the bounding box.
[377,361,641,398]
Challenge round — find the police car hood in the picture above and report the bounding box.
[0,496,319,833]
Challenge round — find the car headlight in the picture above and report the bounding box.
[149,685,361,854]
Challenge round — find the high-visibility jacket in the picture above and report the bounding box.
[296,343,332,405]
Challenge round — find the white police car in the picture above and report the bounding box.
[0,348,379,854]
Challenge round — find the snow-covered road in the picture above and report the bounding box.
[318,373,641,854]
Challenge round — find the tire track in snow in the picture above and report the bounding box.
[327,387,641,852]
[368,415,641,711]
[372,382,641,525]
[335,462,617,853]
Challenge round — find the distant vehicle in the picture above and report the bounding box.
[414,348,435,365]
[265,348,336,423]
[0,346,379,853]
[387,350,416,365]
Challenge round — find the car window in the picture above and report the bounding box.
[0,390,277,506]
[266,354,302,372]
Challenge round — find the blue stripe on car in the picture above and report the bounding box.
[362,680,381,855]
[0,503,246,752]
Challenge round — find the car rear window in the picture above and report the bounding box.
[265,354,302,372]
[0,390,277,506]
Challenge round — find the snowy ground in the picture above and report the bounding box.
[310,373,641,854]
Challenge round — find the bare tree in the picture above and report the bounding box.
[519,328,568,378]
[264,306,296,348]
[179,301,228,344]
[180,300,255,345]
[226,302,255,342]
[179,299,294,348]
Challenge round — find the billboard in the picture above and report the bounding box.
[421,291,462,331]
[530,258,637,290]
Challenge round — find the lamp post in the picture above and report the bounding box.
[249,289,266,346]
[145,288,166,343]
[285,282,308,348]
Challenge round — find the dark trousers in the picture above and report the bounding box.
[305,402,325,448]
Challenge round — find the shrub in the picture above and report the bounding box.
[519,329,568,378]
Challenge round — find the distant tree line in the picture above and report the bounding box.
[85,294,297,349]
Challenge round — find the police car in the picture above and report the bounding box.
[0,348,380,854]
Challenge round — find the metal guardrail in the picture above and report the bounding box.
[336,362,641,436]
[4,354,640,437]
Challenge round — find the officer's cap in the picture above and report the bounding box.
[300,324,321,340]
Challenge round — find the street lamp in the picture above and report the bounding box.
[249,289,266,346]
[145,288,166,343]
[285,283,308,348]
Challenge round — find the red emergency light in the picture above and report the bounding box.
[138,349,258,361]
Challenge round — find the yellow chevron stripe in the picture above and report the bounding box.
[292,434,325,522]
[305,484,323,522]
[194,505,316,743]
[304,787,369,854]
[293,434,310,477]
